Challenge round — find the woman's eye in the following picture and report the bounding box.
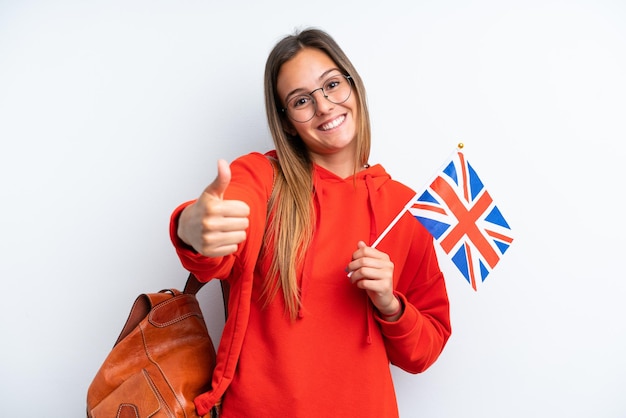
[291,96,311,109]
[325,79,341,91]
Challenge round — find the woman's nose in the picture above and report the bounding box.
[313,90,334,115]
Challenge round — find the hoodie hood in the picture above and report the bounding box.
[311,161,392,246]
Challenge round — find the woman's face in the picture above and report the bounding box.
[276,48,359,166]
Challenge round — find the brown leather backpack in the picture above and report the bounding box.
[86,274,228,418]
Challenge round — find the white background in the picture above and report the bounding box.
[1,1,625,417]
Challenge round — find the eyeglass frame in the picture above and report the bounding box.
[280,73,353,123]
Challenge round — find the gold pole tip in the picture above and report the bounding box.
[457,142,464,149]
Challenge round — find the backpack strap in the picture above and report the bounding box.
[183,272,206,295]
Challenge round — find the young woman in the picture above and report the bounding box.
[171,28,451,418]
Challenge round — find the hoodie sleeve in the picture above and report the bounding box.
[169,152,275,283]
[375,221,452,374]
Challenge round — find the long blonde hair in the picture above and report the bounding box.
[262,28,371,319]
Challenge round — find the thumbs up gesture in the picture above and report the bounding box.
[177,159,251,257]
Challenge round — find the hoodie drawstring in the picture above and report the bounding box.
[364,174,379,345]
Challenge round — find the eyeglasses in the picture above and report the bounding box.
[282,74,353,123]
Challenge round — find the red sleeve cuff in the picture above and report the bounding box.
[169,200,196,251]
[375,292,420,338]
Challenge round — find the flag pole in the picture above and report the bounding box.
[370,193,420,248]
[370,142,465,249]
[347,143,465,278]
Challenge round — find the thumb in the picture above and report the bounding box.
[202,159,231,200]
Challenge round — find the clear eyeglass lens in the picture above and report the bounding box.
[286,75,352,122]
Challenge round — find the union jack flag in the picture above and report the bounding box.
[409,150,513,290]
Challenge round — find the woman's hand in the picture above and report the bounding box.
[177,159,250,257]
[347,241,402,321]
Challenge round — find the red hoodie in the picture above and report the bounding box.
[170,151,451,417]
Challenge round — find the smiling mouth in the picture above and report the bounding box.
[319,115,346,131]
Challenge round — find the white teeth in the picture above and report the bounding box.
[321,115,345,131]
